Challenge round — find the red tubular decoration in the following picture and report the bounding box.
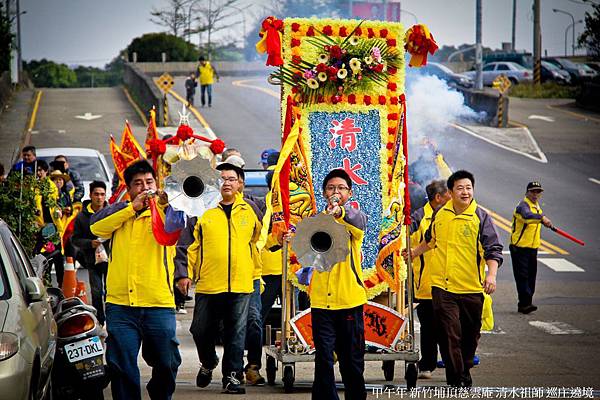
[400,94,411,226]
[281,96,294,229]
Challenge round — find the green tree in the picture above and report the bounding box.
[578,3,600,60]
[25,59,78,88]
[127,32,199,62]
[0,2,13,73]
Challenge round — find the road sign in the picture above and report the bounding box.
[156,73,175,93]
[492,74,511,95]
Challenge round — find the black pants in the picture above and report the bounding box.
[88,262,108,326]
[311,305,366,400]
[509,244,538,308]
[186,91,194,106]
[432,287,483,387]
[190,293,250,381]
[416,300,438,372]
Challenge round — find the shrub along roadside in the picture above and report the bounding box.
[509,82,580,99]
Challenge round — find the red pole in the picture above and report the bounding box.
[550,226,585,246]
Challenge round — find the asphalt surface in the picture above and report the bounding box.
[7,78,599,398]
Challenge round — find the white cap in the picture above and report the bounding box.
[220,155,245,169]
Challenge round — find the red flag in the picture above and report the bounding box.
[110,136,134,181]
[149,198,181,246]
[280,96,294,228]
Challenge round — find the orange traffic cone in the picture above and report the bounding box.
[62,256,77,298]
[76,281,89,304]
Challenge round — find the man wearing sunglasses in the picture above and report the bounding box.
[510,181,553,314]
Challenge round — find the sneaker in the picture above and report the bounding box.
[418,370,433,379]
[245,365,266,386]
[222,372,246,394]
[518,305,538,314]
[473,355,480,366]
[196,365,213,388]
[437,360,445,368]
[177,308,188,314]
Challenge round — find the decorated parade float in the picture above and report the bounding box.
[256,16,438,391]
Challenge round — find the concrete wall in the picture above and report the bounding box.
[0,71,12,112]
[457,87,509,127]
[132,61,268,77]
[123,63,165,126]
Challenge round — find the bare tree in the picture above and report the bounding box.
[193,0,248,57]
[150,0,191,37]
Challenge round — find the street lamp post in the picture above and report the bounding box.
[553,8,576,56]
[400,9,418,25]
[564,20,583,57]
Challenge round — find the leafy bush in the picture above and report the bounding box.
[126,32,199,62]
[509,83,580,99]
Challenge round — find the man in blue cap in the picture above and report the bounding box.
[260,149,277,170]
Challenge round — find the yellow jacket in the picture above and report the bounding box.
[187,194,261,294]
[426,199,503,294]
[90,202,176,308]
[410,202,435,300]
[197,62,216,85]
[34,178,64,233]
[309,206,368,310]
[257,191,283,276]
[510,197,543,249]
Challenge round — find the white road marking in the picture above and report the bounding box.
[31,130,39,135]
[75,112,102,121]
[502,250,551,255]
[589,178,600,185]
[58,129,66,134]
[538,258,585,272]
[450,123,548,163]
[528,115,555,122]
[529,321,583,335]
[481,327,505,334]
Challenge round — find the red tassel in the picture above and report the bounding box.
[210,139,225,154]
[149,198,180,246]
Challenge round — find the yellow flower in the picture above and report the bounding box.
[337,68,348,79]
[317,72,328,82]
[364,56,373,65]
[349,58,361,73]
[307,78,319,89]
[318,53,330,63]
[349,36,360,46]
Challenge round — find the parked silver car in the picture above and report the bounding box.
[463,61,533,86]
[0,219,57,399]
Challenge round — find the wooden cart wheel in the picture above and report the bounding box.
[266,355,277,386]
[382,360,395,381]
[405,362,418,390]
[283,364,295,393]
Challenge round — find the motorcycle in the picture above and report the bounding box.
[31,238,109,400]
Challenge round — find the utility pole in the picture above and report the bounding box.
[511,0,517,51]
[533,0,541,85]
[475,0,483,90]
[16,0,22,81]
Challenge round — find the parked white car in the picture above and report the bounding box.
[463,61,533,86]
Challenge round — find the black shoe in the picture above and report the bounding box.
[196,365,213,388]
[222,372,246,394]
[461,371,473,388]
[518,305,538,314]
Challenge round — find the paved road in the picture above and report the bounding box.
[23,80,600,398]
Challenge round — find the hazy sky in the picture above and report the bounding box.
[18,0,594,67]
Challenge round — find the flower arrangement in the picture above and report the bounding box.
[276,22,401,105]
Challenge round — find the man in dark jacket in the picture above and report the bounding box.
[72,181,109,325]
[10,145,37,176]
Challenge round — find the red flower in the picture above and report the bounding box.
[292,71,303,81]
[388,127,396,135]
[388,66,397,74]
[316,63,328,72]
[386,142,394,150]
[291,38,301,47]
[388,113,399,120]
[329,45,343,59]
[209,139,225,154]
[290,255,299,265]
[387,157,393,164]
[355,27,362,36]
[307,26,315,36]
[373,63,384,73]
[387,38,397,47]
[292,55,302,64]
[348,94,357,104]
[378,95,386,105]
[364,95,371,105]
[387,82,397,91]
[367,28,375,38]
[390,97,398,105]
[291,87,299,94]
[327,66,339,77]
[318,95,325,103]
[388,173,393,181]
[339,27,348,37]
[380,29,388,38]
[291,23,300,32]
[331,95,341,104]
[323,25,333,36]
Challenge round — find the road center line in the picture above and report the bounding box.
[538,258,584,272]
[589,177,600,185]
[529,321,583,335]
[232,79,279,99]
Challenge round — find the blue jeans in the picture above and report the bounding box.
[246,279,262,368]
[105,303,181,400]
[200,84,212,106]
[190,293,250,381]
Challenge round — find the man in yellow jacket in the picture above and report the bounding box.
[510,181,553,314]
[197,56,219,107]
[410,170,503,388]
[186,162,261,394]
[90,160,182,400]
[409,179,450,379]
[298,169,368,400]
